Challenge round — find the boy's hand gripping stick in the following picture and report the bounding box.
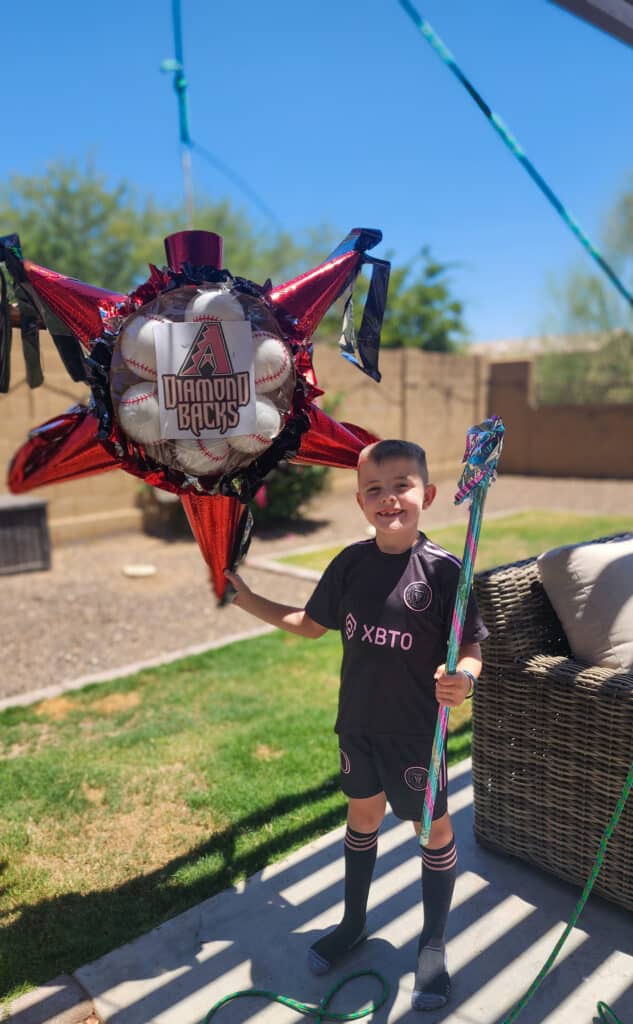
[419,416,505,847]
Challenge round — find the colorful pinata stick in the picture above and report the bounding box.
[419,415,505,846]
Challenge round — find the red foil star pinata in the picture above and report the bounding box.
[0,228,390,601]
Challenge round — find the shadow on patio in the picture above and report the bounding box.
[12,758,630,1024]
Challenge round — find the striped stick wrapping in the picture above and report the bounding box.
[420,494,486,844]
[419,417,503,846]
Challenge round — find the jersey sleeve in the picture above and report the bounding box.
[462,591,489,645]
[305,552,346,630]
[438,556,489,647]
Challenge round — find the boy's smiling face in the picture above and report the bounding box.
[356,455,436,552]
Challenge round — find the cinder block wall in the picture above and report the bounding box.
[0,333,488,542]
[0,332,141,542]
[488,361,633,479]
[3,333,630,543]
[311,346,487,480]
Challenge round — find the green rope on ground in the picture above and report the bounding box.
[500,760,633,1024]
[202,969,389,1022]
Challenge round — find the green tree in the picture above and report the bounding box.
[189,204,334,285]
[536,333,633,404]
[0,160,469,353]
[317,246,468,352]
[548,175,633,334]
[540,176,633,404]
[380,248,468,350]
[0,160,167,293]
[0,159,332,293]
[605,181,633,279]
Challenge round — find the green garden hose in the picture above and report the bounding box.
[500,760,633,1024]
[596,1002,625,1023]
[203,762,631,1023]
[203,968,389,1022]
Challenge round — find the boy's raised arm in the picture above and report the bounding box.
[223,570,328,639]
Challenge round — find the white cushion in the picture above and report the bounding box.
[537,537,633,672]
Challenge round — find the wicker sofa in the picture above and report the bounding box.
[472,536,633,913]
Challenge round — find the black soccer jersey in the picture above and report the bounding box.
[305,533,488,737]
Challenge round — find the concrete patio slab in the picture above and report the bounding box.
[6,975,94,1024]
[49,759,633,1024]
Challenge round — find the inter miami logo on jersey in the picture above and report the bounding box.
[404,766,428,791]
[162,321,251,436]
[403,580,432,612]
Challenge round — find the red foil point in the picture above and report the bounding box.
[268,249,361,342]
[8,407,119,492]
[290,404,378,469]
[23,261,128,346]
[164,231,223,271]
[180,491,248,600]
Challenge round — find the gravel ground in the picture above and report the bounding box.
[2,474,632,704]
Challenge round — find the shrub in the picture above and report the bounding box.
[535,331,633,404]
[250,462,330,527]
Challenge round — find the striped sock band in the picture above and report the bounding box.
[345,825,379,853]
[422,836,458,872]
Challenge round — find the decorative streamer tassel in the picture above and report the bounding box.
[420,416,504,846]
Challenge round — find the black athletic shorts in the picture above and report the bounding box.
[337,733,448,822]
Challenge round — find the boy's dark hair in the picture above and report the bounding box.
[360,439,429,483]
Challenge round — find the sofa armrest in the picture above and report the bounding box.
[473,653,633,820]
[474,560,570,664]
[475,653,633,751]
[520,653,633,695]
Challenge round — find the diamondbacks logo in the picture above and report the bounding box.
[404,766,428,791]
[162,322,251,436]
[179,321,233,377]
[403,580,432,612]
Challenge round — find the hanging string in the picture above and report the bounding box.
[189,140,282,230]
[396,0,633,309]
[162,0,281,230]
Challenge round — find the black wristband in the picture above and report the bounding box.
[461,669,477,699]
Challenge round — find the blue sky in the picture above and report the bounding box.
[2,0,632,342]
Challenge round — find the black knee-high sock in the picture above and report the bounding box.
[418,835,457,953]
[310,826,378,965]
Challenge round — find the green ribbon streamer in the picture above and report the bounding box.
[396,0,633,309]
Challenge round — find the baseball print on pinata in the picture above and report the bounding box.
[110,281,295,481]
[1,228,390,600]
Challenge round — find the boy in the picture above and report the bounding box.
[224,439,487,1011]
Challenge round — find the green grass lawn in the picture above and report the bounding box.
[0,630,470,1002]
[279,510,633,574]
